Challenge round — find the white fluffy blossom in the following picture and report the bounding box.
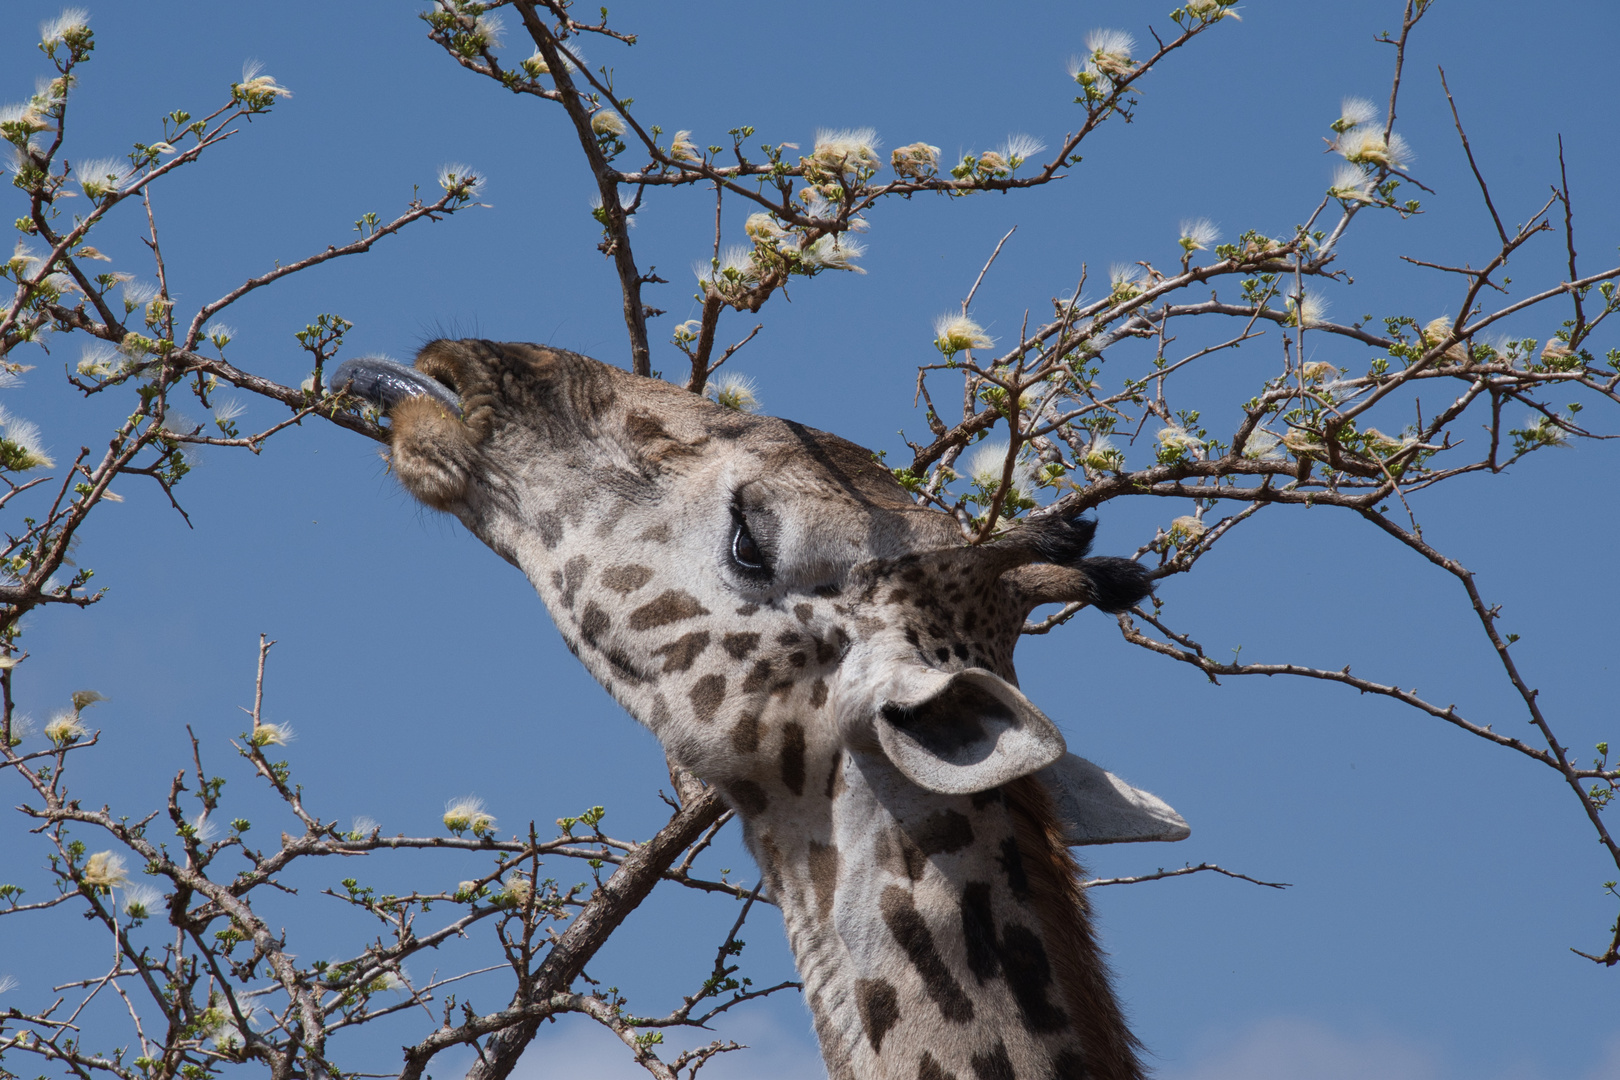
[802,234,865,273]
[39,8,90,49]
[964,441,1035,494]
[1328,163,1377,203]
[999,134,1046,170]
[443,797,496,837]
[704,373,760,413]
[933,314,994,355]
[1336,96,1379,130]
[74,157,126,199]
[82,851,127,888]
[812,128,881,171]
[590,111,626,137]
[437,163,483,197]
[1178,218,1220,252]
[1335,129,1412,170]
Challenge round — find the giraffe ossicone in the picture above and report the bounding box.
[336,341,1188,1080]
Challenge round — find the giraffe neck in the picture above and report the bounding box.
[744,751,1143,1080]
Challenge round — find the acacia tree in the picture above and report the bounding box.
[1,2,1616,1079]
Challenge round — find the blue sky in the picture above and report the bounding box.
[2,2,1618,1078]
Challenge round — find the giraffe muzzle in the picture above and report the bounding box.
[330,357,464,418]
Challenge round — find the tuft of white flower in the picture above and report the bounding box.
[588,189,637,227]
[238,61,292,100]
[74,157,126,200]
[1,410,54,470]
[590,111,626,137]
[119,883,160,922]
[437,163,483,197]
[1084,29,1136,78]
[499,873,533,906]
[1281,428,1323,454]
[82,850,128,888]
[249,722,293,747]
[1336,96,1379,131]
[1109,263,1145,300]
[5,713,35,747]
[44,710,86,745]
[1299,360,1338,383]
[205,322,235,349]
[890,141,940,179]
[348,816,380,839]
[472,12,504,47]
[1083,434,1124,471]
[0,975,16,995]
[744,212,788,243]
[802,233,866,273]
[812,127,881,171]
[1241,429,1284,460]
[999,134,1046,170]
[1178,218,1220,252]
[671,318,701,344]
[1328,163,1377,203]
[669,129,700,162]
[964,440,1035,494]
[1169,514,1207,540]
[443,796,496,837]
[1286,289,1330,328]
[121,279,160,310]
[704,372,760,413]
[0,103,49,136]
[39,8,90,49]
[695,244,758,286]
[1335,128,1412,170]
[933,314,994,355]
[1157,425,1205,452]
[373,969,409,993]
[188,812,219,843]
[1540,339,1576,363]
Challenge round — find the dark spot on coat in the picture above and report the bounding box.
[953,643,970,661]
[736,603,759,616]
[825,753,845,799]
[807,839,839,920]
[1001,922,1069,1032]
[652,630,710,673]
[629,589,710,630]
[727,779,769,816]
[580,602,610,647]
[742,658,773,693]
[601,564,654,594]
[855,978,900,1054]
[875,827,928,882]
[816,639,841,666]
[787,651,807,668]
[534,510,563,550]
[935,647,951,663]
[998,837,1032,903]
[730,713,761,754]
[809,679,828,709]
[638,522,672,543]
[794,602,814,624]
[969,1040,1014,1080]
[779,723,806,795]
[814,583,842,598]
[918,1053,958,1080]
[879,886,973,1023]
[904,628,921,646]
[960,881,1000,983]
[561,554,590,608]
[776,630,803,646]
[971,787,1004,810]
[689,674,726,722]
[721,632,761,659]
[911,810,974,856]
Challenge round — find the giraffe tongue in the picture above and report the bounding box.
[329,357,463,418]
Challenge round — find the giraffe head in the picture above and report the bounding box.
[335,339,1186,1079]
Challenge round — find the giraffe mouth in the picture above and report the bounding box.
[330,356,464,419]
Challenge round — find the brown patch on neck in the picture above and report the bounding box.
[1003,774,1145,1080]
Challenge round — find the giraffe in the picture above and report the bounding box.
[333,339,1189,1080]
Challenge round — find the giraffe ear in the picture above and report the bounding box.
[873,667,1066,795]
[1037,753,1191,845]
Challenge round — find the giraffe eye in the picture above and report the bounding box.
[731,518,767,571]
